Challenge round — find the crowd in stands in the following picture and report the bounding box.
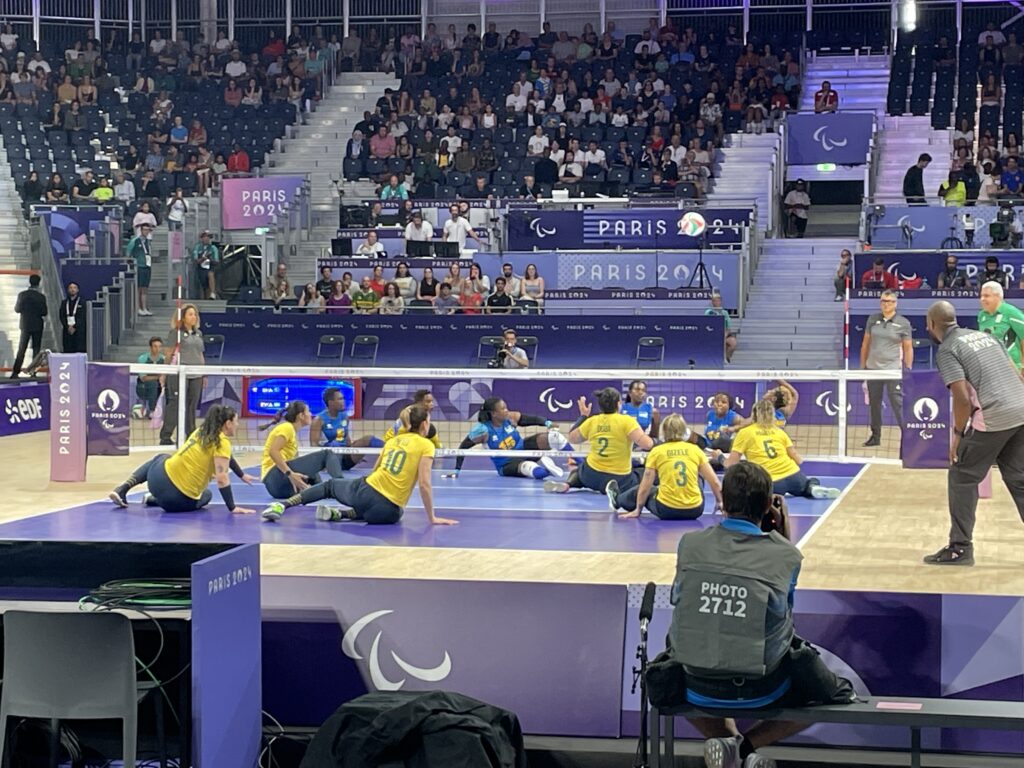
[0,23,322,220]
[340,18,803,199]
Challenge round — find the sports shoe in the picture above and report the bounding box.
[543,479,570,493]
[143,494,158,507]
[605,479,620,511]
[810,485,841,500]
[704,736,743,768]
[108,490,128,508]
[744,753,777,768]
[316,504,344,522]
[834,295,844,302]
[862,434,881,447]
[924,544,975,566]
[261,502,286,522]
[539,456,564,478]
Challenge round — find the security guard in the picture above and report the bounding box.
[665,463,853,768]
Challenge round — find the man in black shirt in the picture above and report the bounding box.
[979,255,1011,289]
[903,153,931,205]
[533,149,558,186]
[316,266,335,299]
[12,274,48,378]
[485,278,514,313]
[935,254,972,290]
[519,174,540,199]
[72,170,97,203]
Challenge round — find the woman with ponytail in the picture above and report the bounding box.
[725,399,841,499]
[109,405,258,513]
[260,400,346,499]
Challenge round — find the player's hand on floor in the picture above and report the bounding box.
[430,516,459,525]
[618,509,641,519]
[232,506,257,515]
[241,473,258,485]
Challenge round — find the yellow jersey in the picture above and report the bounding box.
[164,428,232,499]
[731,424,799,481]
[366,432,435,507]
[580,412,641,475]
[645,441,708,509]
[383,406,443,448]
[261,421,299,479]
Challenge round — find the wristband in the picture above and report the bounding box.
[229,457,245,478]
[544,419,553,428]
[219,484,236,511]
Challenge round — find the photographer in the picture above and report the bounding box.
[653,463,853,768]
[493,328,529,369]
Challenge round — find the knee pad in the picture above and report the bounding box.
[547,429,569,451]
[518,460,548,479]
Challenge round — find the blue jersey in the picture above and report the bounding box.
[468,418,522,471]
[316,409,349,446]
[705,409,739,442]
[775,408,787,428]
[621,401,654,434]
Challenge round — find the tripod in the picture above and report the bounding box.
[632,583,656,767]
[687,230,713,290]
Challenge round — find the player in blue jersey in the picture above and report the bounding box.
[621,379,661,437]
[446,397,569,480]
[703,391,742,470]
[734,379,799,431]
[309,387,384,470]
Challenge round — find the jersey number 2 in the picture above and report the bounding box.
[595,436,610,456]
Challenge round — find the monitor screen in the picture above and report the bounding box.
[331,238,354,256]
[406,241,433,258]
[243,377,360,418]
[433,241,460,258]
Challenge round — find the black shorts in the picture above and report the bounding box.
[498,434,542,477]
[648,636,854,710]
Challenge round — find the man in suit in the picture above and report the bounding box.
[12,274,48,377]
[58,280,87,353]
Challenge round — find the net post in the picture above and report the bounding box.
[837,371,849,459]
[177,365,188,449]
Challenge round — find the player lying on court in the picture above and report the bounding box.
[444,397,568,480]
[260,400,346,499]
[309,387,386,466]
[612,414,723,520]
[725,400,841,499]
[109,405,258,514]
[261,405,458,525]
[545,387,655,503]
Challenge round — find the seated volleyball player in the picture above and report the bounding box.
[546,387,655,501]
[621,379,661,437]
[446,397,567,480]
[615,414,723,520]
[109,405,258,514]
[261,401,345,499]
[704,391,742,469]
[261,405,457,526]
[725,399,840,499]
[309,387,385,468]
[383,389,443,449]
[735,380,799,431]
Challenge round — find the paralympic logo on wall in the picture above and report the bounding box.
[342,609,453,691]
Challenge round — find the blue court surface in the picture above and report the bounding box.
[0,461,863,554]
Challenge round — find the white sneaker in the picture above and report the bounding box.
[209,292,217,299]
[704,736,743,768]
[744,753,777,768]
[543,479,570,493]
[539,456,563,478]
[810,484,841,500]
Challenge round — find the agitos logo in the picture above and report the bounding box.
[342,609,452,691]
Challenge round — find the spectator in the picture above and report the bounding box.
[783,179,810,238]
[442,204,482,252]
[936,254,972,290]
[352,276,380,313]
[813,80,839,112]
[999,156,1024,199]
[861,256,898,290]
[583,139,608,175]
[357,231,386,257]
[326,280,353,313]
[166,188,187,230]
[91,177,115,203]
[227,144,250,173]
[380,282,405,314]
[434,282,460,314]
[417,267,440,304]
[368,265,387,296]
[534,148,559,186]
[404,210,434,248]
[979,163,1001,202]
[465,176,493,199]
[46,173,69,203]
[520,263,545,309]
[393,262,417,300]
[11,274,47,378]
[114,172,135,204]
[316,266,335,299]
[498,328,529,368]
[223,77,243,107]
[127,223,154,315]
[298,283,325,313]
[979,255,1011,289]
[71,169,97,203]
[132,200,158,235]
[938,170,967,206]
[860,290,912,447]
[58,281,87,354]
[0,24,19,53]
[978,21,1006,46]
[498,263,523,299]
[519,174,541,199]
[379,173,409,200]
[833,249,853,301]
[191,230,220,299]
[136,337,165,416]
[266,263,291,303]
[370,125,396,158]
[477,138,498,173]
[705,293,737,362]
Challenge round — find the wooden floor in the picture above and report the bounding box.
[4,432,1022,593]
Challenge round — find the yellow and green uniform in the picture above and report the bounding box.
[580,412,642,475]
[261,421,298,479]
[644,441,709,509]
[978,300,1024,369]
[366,432,435,507]
[731,424,799,480]
[164,429,232,499]
[352,288,379,311]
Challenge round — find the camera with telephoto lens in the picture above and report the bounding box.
[761,494,790,538]
[487,342,511,369]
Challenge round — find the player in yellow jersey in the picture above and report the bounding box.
[613,414,723,519]
[261,405,457,525]
[382,389,443,448]
[109,405,258,513]
[546,387,654,504]
[260,401,345,499]
[726,399,840,499]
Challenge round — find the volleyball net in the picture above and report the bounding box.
[118,364,906,466]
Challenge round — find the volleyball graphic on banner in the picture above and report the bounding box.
[678,211,707,237]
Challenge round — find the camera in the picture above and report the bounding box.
[487,343,509,369]
[761,494,791,538]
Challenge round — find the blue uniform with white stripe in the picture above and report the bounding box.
[469,418,523,472]
[621,401,654,434]
[705,409,740,442]
[317,409,350,446]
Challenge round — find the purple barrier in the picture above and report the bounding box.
[221,175,305,229]
[200,313,727,368]
[902,369,951,469]
[0,381,49,437]
[853,251,1024,290]
[261,576,626,735]
[86,363,131,456]
[191,544,262,767]
[61,263,125,301]
[506,207,752,250]
[49,353,88,482]
[787,113,873,166]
